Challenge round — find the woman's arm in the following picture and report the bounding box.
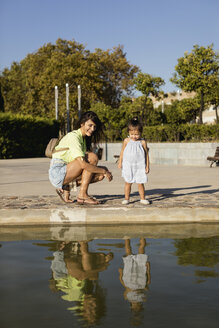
[76,157,113,181]
[118,138,129,169]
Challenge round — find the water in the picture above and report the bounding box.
[1,235,219,328]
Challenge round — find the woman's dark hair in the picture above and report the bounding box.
[76,111,104,151]
[127,117,143,133]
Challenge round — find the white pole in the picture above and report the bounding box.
[55,86,58,120]
[177,89,180,100]
[66,83,70,132]
[78,85,81,119]
[161,100,164,113]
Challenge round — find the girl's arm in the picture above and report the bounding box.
[118,138,129,169]
[141,140,150,174]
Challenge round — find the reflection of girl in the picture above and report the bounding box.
[119,238,151,323]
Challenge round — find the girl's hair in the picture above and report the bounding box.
[76,111,104,150]
[127,117,143,133]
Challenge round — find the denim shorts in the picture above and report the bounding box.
[49,159,67,189]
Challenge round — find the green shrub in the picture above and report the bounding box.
[142,124,219,142]
[0,113,60,158]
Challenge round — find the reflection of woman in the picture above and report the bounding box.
[119,238,151,325]
[49,241,113,325]
[49,111,113,204]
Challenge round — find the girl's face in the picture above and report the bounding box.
[81,119,96,137]
[129,128,141,141]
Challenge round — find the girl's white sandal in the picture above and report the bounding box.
[140,199,150,205]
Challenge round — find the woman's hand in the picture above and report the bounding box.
[104,170,113,181]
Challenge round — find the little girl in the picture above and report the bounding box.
[118,117,150,205]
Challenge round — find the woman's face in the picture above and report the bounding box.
[81,119,97,137]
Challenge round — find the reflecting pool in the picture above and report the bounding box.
[1,235,219,328]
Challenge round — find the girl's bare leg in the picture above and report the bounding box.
[125,239,132,256]
[138,183,145,200]
[124,182,132,200]
[138,237,146,254]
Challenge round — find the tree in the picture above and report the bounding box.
[205,80,219,123]
[164,98,199,125]
[0,80,4,111]
[0,39,139,120]
[170,44,219,124]
[90,100,130,141]
[134,73,165,125]
[90,45,139,107]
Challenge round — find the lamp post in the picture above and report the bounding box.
[66,83,70,132]
[177,89,180,100]
[161,100,164,126]
[55,86,58,120]
[78,85,81,119]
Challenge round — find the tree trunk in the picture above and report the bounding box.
[215,106,219,123]
[198,91,204,124]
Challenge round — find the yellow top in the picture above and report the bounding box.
[52,128,86,163]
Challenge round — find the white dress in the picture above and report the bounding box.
[122,139,147,184]
[122,254,148,302]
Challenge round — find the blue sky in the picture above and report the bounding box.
[0,0,218,92]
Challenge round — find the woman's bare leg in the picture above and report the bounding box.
[63,152,105,199]
[78,152,105,199]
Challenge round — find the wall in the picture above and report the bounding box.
[99,142,219,166]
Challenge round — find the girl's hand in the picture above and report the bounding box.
[146,167,150,174]
[118,162,122,169]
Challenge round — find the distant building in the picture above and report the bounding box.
[150,91,217,124]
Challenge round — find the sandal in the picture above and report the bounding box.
[77,196,100,205]
[56,188,73,203]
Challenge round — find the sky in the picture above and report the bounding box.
[0,0,218,93]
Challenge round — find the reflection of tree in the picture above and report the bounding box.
[49,241,113,326]
[174,237,219,280]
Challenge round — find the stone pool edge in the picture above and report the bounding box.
[0,206,219,226]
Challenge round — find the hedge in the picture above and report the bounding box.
[143,124,219,142]
[0,113,60,159]
[0,113,218,159]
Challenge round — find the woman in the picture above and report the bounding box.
[49,111,113,205]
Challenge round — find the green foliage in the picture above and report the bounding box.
[133,72,165,125]
[164,98,199,125]
[174,237,219,268]
[142,124,219,142]
[90,96,164,141]
[0,39,139,120]
[90,100,129,141]
[0,113,60,158]
[134,72,165,97]
[179,123,219,142]
[170,44,219,123]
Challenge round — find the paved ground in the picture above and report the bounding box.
[0,158,219,210]
[0,157,219,239]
